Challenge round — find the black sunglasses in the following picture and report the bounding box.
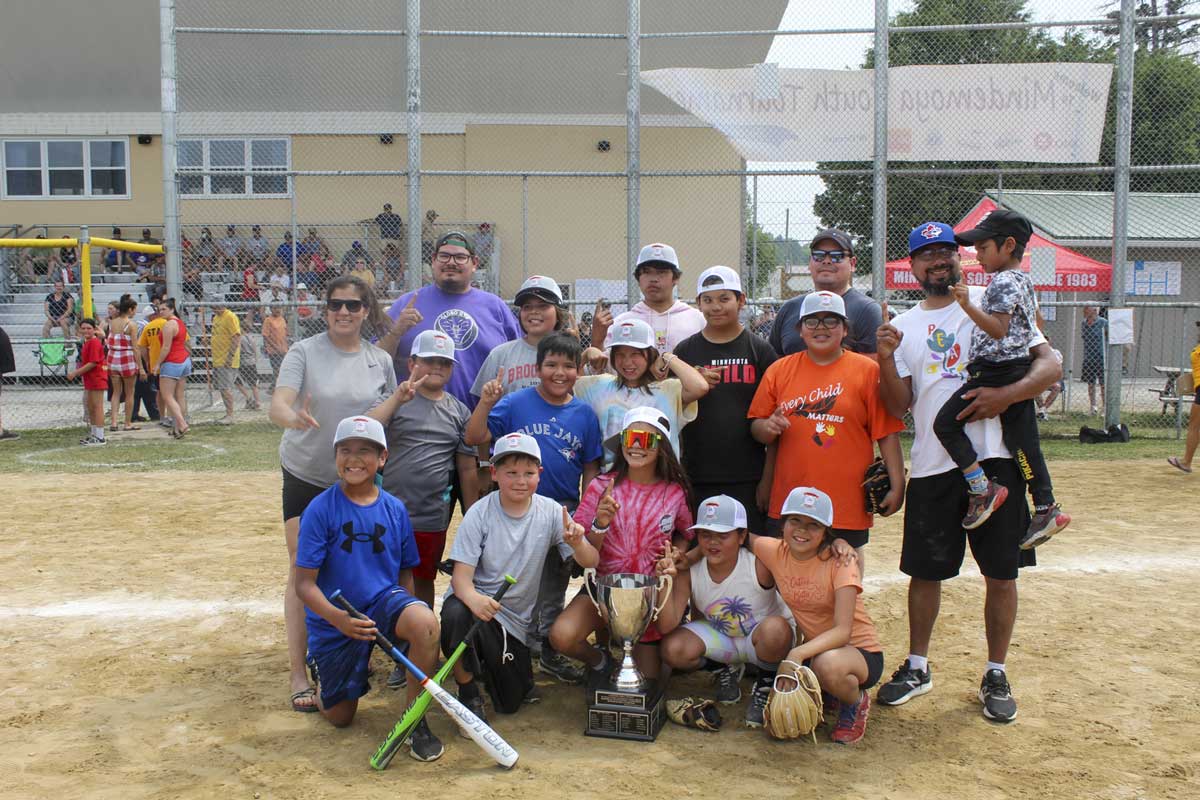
[327,299,365,312]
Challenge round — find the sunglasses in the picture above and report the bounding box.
[810,249,847,263]
[621,429,662,450]
[326,299,365,312]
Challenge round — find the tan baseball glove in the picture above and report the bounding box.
[666,696,722,732]
[763,660,823,742]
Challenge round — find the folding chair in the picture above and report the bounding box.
[34,338,74,379]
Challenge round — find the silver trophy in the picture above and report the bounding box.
[585,571,672,692]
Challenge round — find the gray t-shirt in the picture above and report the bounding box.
[470,338,539,399]
[377,392,474,531]
[769,287,882,356]
[276,334,397,488]
[446,493,574,646]
[970,269,1038,363]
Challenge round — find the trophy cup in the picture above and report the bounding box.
[582,571,671,741]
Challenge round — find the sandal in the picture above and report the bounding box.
[1167,457,1192,474]
[123,425,142,431]
[109,425,119,432]
[290,687,319,713]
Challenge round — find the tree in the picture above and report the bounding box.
[1102,1,1200,52]
[744,212,779,297]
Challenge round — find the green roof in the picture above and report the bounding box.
[984,190,1200,242]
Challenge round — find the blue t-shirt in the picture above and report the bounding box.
[295,483,420,650]
[275,242,297,267]
[487,386,604,504]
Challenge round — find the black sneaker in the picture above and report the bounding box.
[978,669,1018,723]
[539,648,585,684]
[0,429,19,441]
[585,649,613,689]
[876,659,933,706]
[713,663,744,704]
[407,719,444,762]
[457,682,487,739]
[744,680,771,728]
[523,684,542,704]
[386,664,407,690]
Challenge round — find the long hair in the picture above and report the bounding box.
[777,518,837,562]
[325,274,392,340]
[609,432,693,510]
[611,345,658,395]
[118,294,137,315]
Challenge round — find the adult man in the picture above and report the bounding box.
[42,279,74,337]
[103,228,135,274]
[873,221,1062,724]
[375,203,404,242]
[769,228,882,356]
[209,301,242,425]
[588,242,706,369]
[131,305,160,421]
[1080,305,1107,415]
[275,232,298,274]
[340,241,374,272]
[245,225,271,267]
[218,225,244,270]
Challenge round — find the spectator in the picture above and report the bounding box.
[218,225,245,270]
[234,319,261,411]
[261,283,289,310]
[340,240,373,272]
[269,261,293,293]
[58,241,78,282]
[138,228,163,269]
[1166,321,1200,474]
[299,227,331,261]
[262,302,290,385]
[19,235,55,283]
[0,324,16,440]
[349,257,376,289]
[381,241,404,290]
[181,238,202,304]
[154,298,192,439]
[245,224,271,268]
[475,222,494,269]
[103,228,135,274]
[275,232,299,276]
[578,311,593,349]
[375,203,404,242]
[107,294,141,432]
[194,227,219,273]
[100,301,120,339]
[421,210,439,265]
[242,252,262,306]
[131,304,160,422]
[42,279,74,338]
[209,300,242,425]
[1080,305,1107,415]
[768,229,882,357]
[295,282,321,338]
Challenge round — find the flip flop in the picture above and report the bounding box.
[123,425,142,431]
[290,687,318,713]
[109,425,119,432]
[1167,457,1192,474]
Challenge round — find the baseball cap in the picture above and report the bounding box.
[810,228,854,255]
[603,405,673,452]
[333,415,387,450]
[435,230,475,255]
[296,282,307,290]
[689,495,749,533]
[780,486,834,528]
[491,432,541,465]
[635,242,681,275]
[955,208,1033,246]
[410,329,457,362]
[514,275,564,306]
[908,221,958,255]
[696,265,742,296]
[607,318,656,353]
[797,290,847,322]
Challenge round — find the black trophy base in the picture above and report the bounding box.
[585,681,666,742]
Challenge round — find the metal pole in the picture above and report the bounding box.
[290,190,299,323]
[522,175,529,282]
[80,226,93,317]
[405,0,422,293]
[626,0,641,308]
[1066,303,1077,413]
[1106,0,1135,429]
[871,0,889,301]
[751,175,759,299]
[159,0,182,300]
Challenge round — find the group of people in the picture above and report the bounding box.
[268,212,1078,763]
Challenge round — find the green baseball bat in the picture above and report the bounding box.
[370,574,517,770]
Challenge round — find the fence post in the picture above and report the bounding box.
[80,226,93,317]
[625,0,641,307]
[159,0,182,300]
[405,0,422,293]
[1106,0,1135,429]
[751,175,759,299]
[522,174,529,282]
[871,0,889,301]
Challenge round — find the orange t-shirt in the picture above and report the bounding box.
[752,536,880,652]
[748,350,904,530]
[262,315,289,355]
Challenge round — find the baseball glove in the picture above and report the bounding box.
[666,696,722,732]
[763,660,823,742]
[862,456,891,514]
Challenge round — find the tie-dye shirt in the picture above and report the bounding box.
[574,472,694,578]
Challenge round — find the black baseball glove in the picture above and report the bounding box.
[862,456,891,514]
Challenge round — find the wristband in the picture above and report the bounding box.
[477,459,491,469]
[590,522,611,534]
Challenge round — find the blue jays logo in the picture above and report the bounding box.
[920,223,944,239]
[340,522,387,554]
[435,309,479,350]
[925,326,963,378]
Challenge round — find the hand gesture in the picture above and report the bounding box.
[333,609,378,641]
[585,347,609,374]
[654,547,677,579]
[293,393,320,430]
[593,481,619,529]
[395,293,423,334]
[465,587,501,623]
[562,505,586,547]
[952,282,970,308]
[394,374,427,405]
[479,366,505,407]
[699,366,722,388]
[592,300,613,332]
[875,301,903,360]
[761,404,791,437]
[563,311,581,341]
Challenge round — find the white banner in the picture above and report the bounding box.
[640,63,1113,163]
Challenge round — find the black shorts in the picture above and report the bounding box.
[692,480,767,535]
[281,466,329,522]
[440,594,533,714]
[764,517,868,549]
[1080,357,1105,384]
[802,648,884,691]
[900,458,1035,582]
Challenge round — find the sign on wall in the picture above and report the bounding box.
[1125,261,1181,296]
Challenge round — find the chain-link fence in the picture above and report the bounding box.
[1,0,1198,440]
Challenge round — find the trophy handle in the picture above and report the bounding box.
[582,568,602,616]
[650,573,672,621]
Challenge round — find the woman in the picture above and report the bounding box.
[153,298,192,439]
[268,275,397,713]
[107,294,141,431]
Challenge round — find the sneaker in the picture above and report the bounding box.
[585,649,614,689]
[744,681,770,728]
[978,669,1017,722]
[523,684,543,705]
[822,691,839,717]
[539,649,585,684]
[830,692,871,745]
[81,436,107,446]
[407,719,444,762]
[962,480,1008,530]
[386,664,407,690]
[1021,504,1071,550]
[0,429,19,441]
[1036,409,1048,421]
[159,417,174,429]
[876,659,933,706]
[713,663,745,704]
[457,684,487,738]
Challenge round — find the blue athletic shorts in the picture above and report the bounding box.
[159,357,192,380]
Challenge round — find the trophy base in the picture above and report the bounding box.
[585,681,666,742]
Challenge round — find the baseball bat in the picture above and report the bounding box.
[369,575,517,770]
[329,589,519,769]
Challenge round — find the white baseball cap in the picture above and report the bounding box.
[296,282,308,290]
[603,405,673,452]
[410,329,457,362]
[491,432,542,464]
[514,275,563,306]
[797,290,847,322]
[780,486,834,528]
[689,495,749,533]
[636,242,681,274]
[333,415,388,450]
[607,318,656,353]
[696,265,742,297]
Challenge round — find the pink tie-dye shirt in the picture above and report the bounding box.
[574,472,694,578]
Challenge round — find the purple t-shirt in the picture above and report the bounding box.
[386,286,522,408]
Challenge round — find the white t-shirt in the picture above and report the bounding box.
[891,286,1046,479]
[689,548,790,636]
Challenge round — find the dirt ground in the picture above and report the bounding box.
[2,459,1197,800]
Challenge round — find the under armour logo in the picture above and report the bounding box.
[340,522,387,554]
[920,224,943,239]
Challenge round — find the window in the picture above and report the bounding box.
[178,137,290,198]
[2,139,128,199]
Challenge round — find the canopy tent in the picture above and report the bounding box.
[886,198,1112,293]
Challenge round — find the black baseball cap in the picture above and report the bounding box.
[435,230,475,255]
[809,228,854,255]
[955,208,1033,246]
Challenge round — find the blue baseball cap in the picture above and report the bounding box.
[908,221,958,255]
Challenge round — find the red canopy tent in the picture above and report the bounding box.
[885,198,1112,292]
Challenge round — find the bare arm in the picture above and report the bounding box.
[660,353,710,405]
[456,453,480,510]
[876,432,906,517]
[269,384,320,431]
[451,561,501,622]
[464,400,494,447]
[295,566,377,641]
[580,459,601,499]
[786,585,858,662]
[654,568,692,635]
[875,313,913,418]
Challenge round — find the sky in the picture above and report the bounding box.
[753,0,1119,241]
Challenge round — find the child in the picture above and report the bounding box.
[466,332,604,683]
[932,209,1070,549]
[657,494,794,727]
[68,318,108,446]
[574,317,709,467]
[234,315,261,410]
[470,275,568,400]
[442,432,599,720]
[674,266,779,533]
[262,303,290,387]
[751,486,884,745]
[293,415,443,762]
[549,406,695,683]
